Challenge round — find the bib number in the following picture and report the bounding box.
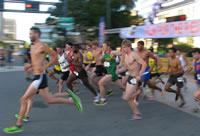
[104,62,110,67]
[177,77,183,82]
[73,71,79,76]
[197,74,200,80]
[130,78,137,85]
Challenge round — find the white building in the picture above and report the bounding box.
[4,18,16,40]
[136,0,158,18]
[154,0,200,47]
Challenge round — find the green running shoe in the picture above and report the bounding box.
[67,89,83,112]
[106,90,113,97]
[3,126,24,133]
[15,114,29,122]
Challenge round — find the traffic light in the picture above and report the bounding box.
[25,1,39,12]
[0,0,4,11]
[166,15,186,22]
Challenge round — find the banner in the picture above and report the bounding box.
[98,17,105,47]
[120,20,200,39]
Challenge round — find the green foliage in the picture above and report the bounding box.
[0,40,7,48]
[174,42,194,57]
[154,38,173,52]
[47,0,139,46]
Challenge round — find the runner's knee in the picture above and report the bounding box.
[20,96,28,104]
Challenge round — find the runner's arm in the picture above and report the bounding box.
[173,59,184,75]
[155,54,162,71]
[72,53,83,67]
[43,45,58,70]
[111,51,122,56]
[135,53,147,77]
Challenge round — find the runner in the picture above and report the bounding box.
[83,44,96,72]
[66,44,99,101]
[116,48,129,87]
[120,39,147,120]
[165,47,185,108]
[148,47,164,100]
[191,48,200,112]
[136,41,163,102]
[0,47,5,67]
[94,42,125,105]
[91,41,112,96]
[3,27,82,134]
[57,47,70,93]
[176,49,188,89]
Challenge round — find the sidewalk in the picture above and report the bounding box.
[145,74,200,118]
[0,66,24,72]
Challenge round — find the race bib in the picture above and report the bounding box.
[104,62,110,67]
[130,78,137,85]
[177,77,183,82]
[197,74,200,80]
[73,71,79,76]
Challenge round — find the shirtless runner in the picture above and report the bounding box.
[66,44,99,102]
[119,39,147,120]
[90,41,112,96]
[3,27,82,134]
[136,41,163,103]
[165,48,185,107]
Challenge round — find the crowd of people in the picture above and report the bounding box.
[3,27,200,133]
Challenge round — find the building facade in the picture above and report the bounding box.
[3,18,16,40]
[154,0,200,47]
[136,0,157,18]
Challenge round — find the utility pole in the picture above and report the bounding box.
[64,0,68,17]
[63,0,68,44]
[106,0,111,29]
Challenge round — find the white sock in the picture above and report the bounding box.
[100,98,106,102]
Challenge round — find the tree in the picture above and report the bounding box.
[47,0,139,46]
[174,42,194,57]
[154,38,174,52]
[0,40,7,48]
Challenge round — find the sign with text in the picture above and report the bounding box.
[120,20,200,39]
[58,17,74,23]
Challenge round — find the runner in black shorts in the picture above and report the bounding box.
[165,48,185,107]
[66,44,99,102]
[57,47,71,93]
[4,27,82,134]
[95,65,107,76]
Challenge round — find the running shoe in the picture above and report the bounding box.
[3,126,24,133]
[106,90,113,97]
[94,99,107,106]
[93,93,100,103]
[15,114,29,122]
[67,89,83,112]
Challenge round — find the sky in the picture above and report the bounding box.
[3,0,60,43]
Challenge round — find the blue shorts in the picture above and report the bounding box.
[142,67,151,82]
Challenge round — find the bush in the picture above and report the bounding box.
[174,42,194,57]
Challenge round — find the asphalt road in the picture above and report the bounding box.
[0,71,200,136]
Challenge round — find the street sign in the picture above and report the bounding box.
[58,17,74,23]
[58,23,74,30]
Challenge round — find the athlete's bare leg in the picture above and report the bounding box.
[16,84,74,126]
[123,83,142,120]
[98,75,113,98]
[48,69,59,81]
